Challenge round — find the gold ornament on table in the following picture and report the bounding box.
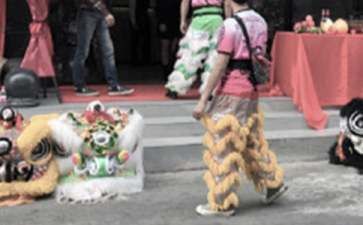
[333,19,349,34]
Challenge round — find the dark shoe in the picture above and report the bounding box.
[166,89,178,99]
[108,85,135,96]
[75,87,99,97]
[264,184,288,204]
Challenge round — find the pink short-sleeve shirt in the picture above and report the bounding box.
[191,0,223,7]
[216,10,268,96]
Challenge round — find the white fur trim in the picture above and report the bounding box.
[49,118,83,175]
[117,110,144,151]
[56,173,144,204]
[117,110,145,180]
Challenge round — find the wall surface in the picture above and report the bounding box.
[292,0,355,23]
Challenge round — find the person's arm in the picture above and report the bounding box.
[335,132,346,161]
[335,117,348,161]
[192,53,230,120]
[180,0,190,34]
[224,0,232,18]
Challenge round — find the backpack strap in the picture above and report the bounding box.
[232,15,253,57]
[232,15,258,89]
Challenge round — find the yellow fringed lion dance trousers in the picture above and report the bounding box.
[201,109,284,212]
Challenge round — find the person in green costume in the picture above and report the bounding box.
[165,0,231,99]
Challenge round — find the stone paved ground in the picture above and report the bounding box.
[1,161,362,225]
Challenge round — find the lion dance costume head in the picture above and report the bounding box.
[329,98,363,173]
[0,106,61,207]
[50,101,145,204]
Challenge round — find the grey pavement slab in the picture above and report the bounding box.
[144,133,337,173]
[0,161,362,225]
[142,127,339,172]
[144,111,340,138]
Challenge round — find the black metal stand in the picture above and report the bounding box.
[41,76,62,104]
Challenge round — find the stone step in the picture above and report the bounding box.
[21,97,300,118]
[17,98,341,175]
[21,100,339,137]
[22,98,340,136]
[143,110,340,138]
[143,128,339,173]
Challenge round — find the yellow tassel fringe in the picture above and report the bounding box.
[207,191,240,211]
[201,110,284,211]
[204,171,241,195]
[203,151,245,176]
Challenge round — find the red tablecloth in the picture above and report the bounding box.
[270,32,363,130]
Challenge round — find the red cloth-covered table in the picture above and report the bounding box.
[270,32,363,130]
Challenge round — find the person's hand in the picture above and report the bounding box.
[336,145,346,161]
[192,100,207,120]
[255,54,272,67]
[105,14,115,27]
[180,20,188,34]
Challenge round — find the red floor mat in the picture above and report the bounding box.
[60,85,200,103]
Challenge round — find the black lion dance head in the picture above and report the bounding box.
[329,98,363,174]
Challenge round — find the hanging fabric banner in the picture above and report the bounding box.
[21,0,55,77]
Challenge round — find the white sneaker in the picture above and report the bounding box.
[195,204,235,217]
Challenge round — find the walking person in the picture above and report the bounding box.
[165,0,229,99]
[192,0,288,216]
[73,0,134,96]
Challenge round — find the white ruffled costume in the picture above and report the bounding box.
[165,2,224,95]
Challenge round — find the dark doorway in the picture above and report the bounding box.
[4,0,362,85]
[4,0,31,58]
